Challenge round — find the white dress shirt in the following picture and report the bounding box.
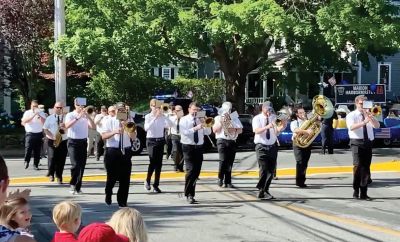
[43,114,67,140]
[65,111,90,139]
[252,113,277,145]
[144,112,174,138]
[180,114,212,145]
[290,118,306,140]
[214,115,243,140]
[346,110,374,140]
[102,116,132,148]
[169,115,181,135]
[94,114,108,133]
[22,110,45,133]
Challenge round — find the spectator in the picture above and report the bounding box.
[0,155,36,242]
[107,208,148,242]
[51,201,82,242]
[2,198,34,238]
[78,223,129,242]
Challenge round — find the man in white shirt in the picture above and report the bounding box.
[86,106,97,157]
[94,106,108,161]
[346,95,379,200]
[144,99,174,193]
[101,103,137,207]
[252,102,286,199]
[43,101,68,184]
[169,105,185,172]
[290,105,312,188]
[21,100,46,170]
[180,102,212,204]
[64,98,96,194]
[213,102,243,188]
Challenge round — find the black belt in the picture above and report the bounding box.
[68,138,87,141]
[256,143,276,147]
[147,137,164,142]
[26,132,42,135]
[106,147,131,149]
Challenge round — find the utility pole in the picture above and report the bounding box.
[54,0,66,103]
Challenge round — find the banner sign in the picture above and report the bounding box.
[335,84,386,104]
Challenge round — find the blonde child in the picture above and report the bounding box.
[51,201,82,242]
[1,197,34,238]
[107,208,148,242]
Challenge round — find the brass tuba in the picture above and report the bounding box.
[293,95,334,148]
[221,113,238,139]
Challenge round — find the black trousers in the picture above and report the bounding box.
[321,124,334,154]
[217,139,237,185]
[68,138,87,192]
[255,143,277,192]
[293,145,312,186]
[171,135,183,171]
[24,132,43,166]
[182,144,203,197]
[165,134,173,158]
[47,139,68,179]
[351,139,372,195]
[146,138,165,187]
[104,147,132,206]
[96,133,105,159]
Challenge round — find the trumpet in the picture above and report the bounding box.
[160,104,170,113]
[203,117,215,128]
[85,106,95,115]
[124,122,136,134]
[371,105,382,116]
[275,113,289,127]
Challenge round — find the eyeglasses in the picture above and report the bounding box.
[357,102,363,105]
[32,105,38,108]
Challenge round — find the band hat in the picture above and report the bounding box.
[262,101,274,112]
[336,105,351,114]
[101,105,107,110]
[115,102,126,109]
[218,102,232,115]
[78,223,129,242]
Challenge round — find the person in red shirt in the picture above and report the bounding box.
[51,201,82,242]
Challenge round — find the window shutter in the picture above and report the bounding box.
[171,68,175,79]
[158,67,162,77]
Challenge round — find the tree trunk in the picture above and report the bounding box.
[225,75,246,113]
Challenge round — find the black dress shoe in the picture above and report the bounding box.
[118,203,127,208]
[187,196,196,204]
[360,194,372,200]
[24,161,29,169]
[218,179,223,187]
[153,187,162,193]
[264,192,275,200]
[225,184,234,188]
[105,194,112,205]
[33,165,39,171]
[367,178,372,185]
[297,184,308,188]
[257,190,265,199]
[49,176,55,182]
[353,191,359,199]
[57,178,63,184]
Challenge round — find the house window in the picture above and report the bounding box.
[378,63,391,91]
[162,68,171,80]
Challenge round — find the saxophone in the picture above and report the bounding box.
[293,95,334,148]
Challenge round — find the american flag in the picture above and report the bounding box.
[374,128,391,139]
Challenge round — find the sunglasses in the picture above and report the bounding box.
[55,107,63,109]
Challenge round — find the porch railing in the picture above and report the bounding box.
[245,97,265,104]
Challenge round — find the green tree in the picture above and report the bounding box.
[0,0,54,108]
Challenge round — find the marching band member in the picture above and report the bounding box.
[180,102,212,204]
[212,102,243,188]
[94,106,108,161]
[252,102,286,199]
[290,105,311,188]
[144,99,174,193]
[86,106,97,157]
[169,105,185,172]
[64,98,95,195]
[346,95,379,200]
[101,103,136,207]
[21,100,46,170]
[43,101,68,184]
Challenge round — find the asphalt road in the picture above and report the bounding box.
[4,147,400,242]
